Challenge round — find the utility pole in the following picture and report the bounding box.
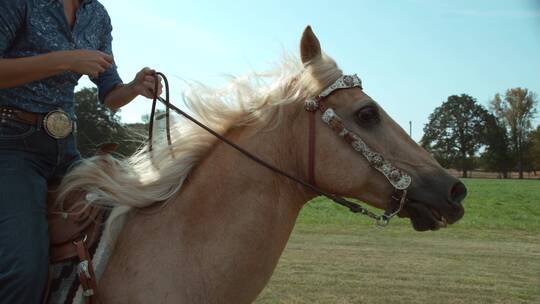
[409,121,412,138]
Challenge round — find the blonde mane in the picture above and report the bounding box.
[57,54,342,209]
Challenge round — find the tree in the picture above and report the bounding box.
[74,88,144,157]
[480,113,513,178]
[528,126,540,174]
[74,88,121,157]
[421,94,490,178]
[491,88,538,179]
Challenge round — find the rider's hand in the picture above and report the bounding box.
[63,50,113,78]
[128,67,163,99]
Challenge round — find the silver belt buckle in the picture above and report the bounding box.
[43,110,73,139]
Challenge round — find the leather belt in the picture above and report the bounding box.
[0,106,75,139]
[0,106,41,125]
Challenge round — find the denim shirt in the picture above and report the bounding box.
[0,0,123,119]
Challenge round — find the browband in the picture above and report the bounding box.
[305,74,363,112]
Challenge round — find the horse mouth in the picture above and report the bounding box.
[399,200,463,231]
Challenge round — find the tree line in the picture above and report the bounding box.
[421,88,539,179]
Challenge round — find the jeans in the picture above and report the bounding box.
[0,118,81,304]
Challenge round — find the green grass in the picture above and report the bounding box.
[256,179,540,304]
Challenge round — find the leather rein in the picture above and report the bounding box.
[149,72,411,227]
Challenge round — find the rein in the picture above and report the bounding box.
[149,72,410,226]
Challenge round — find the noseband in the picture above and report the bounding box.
[150,73,411,226]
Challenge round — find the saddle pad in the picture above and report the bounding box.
[47,226,103,304]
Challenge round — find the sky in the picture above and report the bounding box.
[78,0,540,141]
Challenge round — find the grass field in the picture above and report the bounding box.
[255,179,540,304]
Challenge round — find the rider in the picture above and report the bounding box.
[0,1,162,303]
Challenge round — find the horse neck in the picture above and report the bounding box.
[102,105,316,303]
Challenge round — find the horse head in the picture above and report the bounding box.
[297,26,465,231]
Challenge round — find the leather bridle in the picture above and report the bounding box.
[149,72,411,226]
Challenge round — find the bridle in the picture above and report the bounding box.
[149,72,411,226]
[304,74,412,223]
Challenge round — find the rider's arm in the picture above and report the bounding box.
[102,83,138,112]
[103,67,163,111]
[0,53,73,89]
[0,1,113,89]
[90,14,127,111]
[0,51,114,90]
[96,14,161,111]
[0,0,64,89]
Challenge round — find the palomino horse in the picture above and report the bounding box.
[57,26,466,303]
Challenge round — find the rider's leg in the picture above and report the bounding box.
[0,151,49,304]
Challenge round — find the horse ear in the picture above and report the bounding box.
[300,25,322,65]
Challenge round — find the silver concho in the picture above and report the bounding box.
[343,75,355,86]
[43,110,73,139]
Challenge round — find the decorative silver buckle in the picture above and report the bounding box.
[43,110,73,139]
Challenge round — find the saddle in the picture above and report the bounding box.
[45,143,117,304]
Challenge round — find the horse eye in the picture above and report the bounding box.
[356,106,380,125]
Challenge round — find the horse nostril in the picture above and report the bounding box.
[450,181,467,204]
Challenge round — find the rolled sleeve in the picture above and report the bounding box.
[91,14,123,103]
[0,0,26,57]
[94,65,123,103]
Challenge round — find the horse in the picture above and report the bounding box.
[56,26,466,303]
